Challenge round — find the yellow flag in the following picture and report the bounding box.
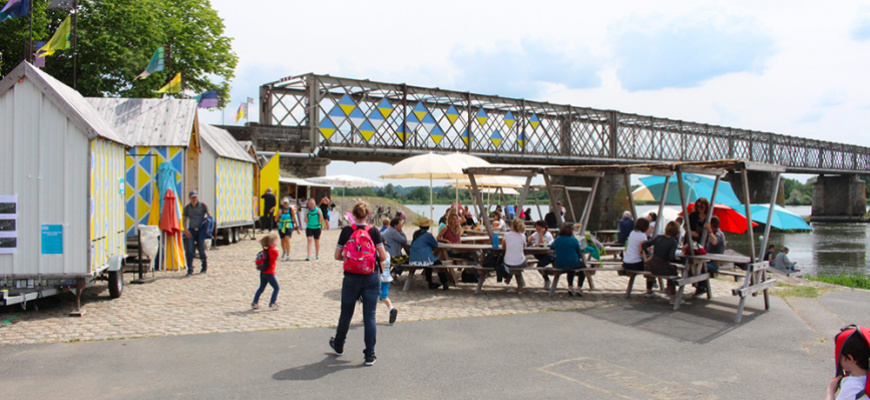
[36,15,72,57]
[156,72,181,93]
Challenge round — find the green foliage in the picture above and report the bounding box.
[808,272,870,290]
[783,177,813,205]
[0,0,237,107]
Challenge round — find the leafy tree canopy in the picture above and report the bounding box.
[0,0,237,107]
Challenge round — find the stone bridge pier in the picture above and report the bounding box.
[811,175,866,222]
[219,123,330,178]
[552,173,630,231]
[724,171,786,206]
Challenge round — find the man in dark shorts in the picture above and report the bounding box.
[260,188,276,232]
[183,190,210,276]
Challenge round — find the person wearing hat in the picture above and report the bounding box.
[183,190,210,275]
[409,217,448,290]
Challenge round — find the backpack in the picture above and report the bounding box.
[835,325,870,400]
[342,223,377,274]
[255,248,271,272]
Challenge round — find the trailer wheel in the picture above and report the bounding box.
[232,228,240,243]
[108,270,123,298]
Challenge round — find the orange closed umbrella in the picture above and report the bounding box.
[683,203,757,235]
[160,189,181,235]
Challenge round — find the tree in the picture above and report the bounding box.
[0,0,238,107]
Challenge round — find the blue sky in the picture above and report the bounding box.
[201,0,870,185]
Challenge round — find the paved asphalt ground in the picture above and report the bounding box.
[4,289,868,399]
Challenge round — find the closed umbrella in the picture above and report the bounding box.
[746,204,812,231]
[683,203,757,235]
[159,189,185,271]
[640,173,741,206]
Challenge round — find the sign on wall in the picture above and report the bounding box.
[0,195,17,254]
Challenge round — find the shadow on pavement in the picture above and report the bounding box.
[272,355,358,381]
[576,300,763,344]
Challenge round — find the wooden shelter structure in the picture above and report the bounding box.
[465,159,786,323]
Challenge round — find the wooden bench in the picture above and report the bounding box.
[395,261,462,291]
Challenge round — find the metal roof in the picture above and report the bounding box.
[0,62,129,146]
[199,123,255,163]
[86,97,198,147]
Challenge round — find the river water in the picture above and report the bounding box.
[404,203,869,277]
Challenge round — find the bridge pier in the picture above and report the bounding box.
[219,123,329,177]
[811,175,867,222]
[724,171,786,205]
[553,173,629,231]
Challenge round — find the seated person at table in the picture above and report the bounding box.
[674,216,686,246]
[523,208,533,222]
[550,223,584,296]
[380,217,390,233]
[529,220,556,289]
[410,218,449,290]
[695,216,725,297]
[646,212,657,238]
[763,244,776,266]
[506,204,516,220]
[642,221,681,304]
[544,210,559,229]
[503,217,528,293]
[688,197,710,243]
[774,247,799,272]
[617,211,634,245]
[462,207,476,227]
[491,211,506,231]
[382,217,408,275]
[438,210,475,262]
[622,217,655,297]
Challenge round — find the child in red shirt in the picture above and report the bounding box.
[252,234,280,309]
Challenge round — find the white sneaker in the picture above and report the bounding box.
[669,299,685,305]
[644,292,658,299]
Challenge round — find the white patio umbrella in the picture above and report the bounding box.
[307,174,385,198]
[379,152,490,218]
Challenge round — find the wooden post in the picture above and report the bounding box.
[623,172,637,219]
[469,173,493,239]
[580,177,601,234]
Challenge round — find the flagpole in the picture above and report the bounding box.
[27,0,32,63]
[72,0,77,88]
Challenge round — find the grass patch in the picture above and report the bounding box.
[774,284,821,298]
[808,272,870,290]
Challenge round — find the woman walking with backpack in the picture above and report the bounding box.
[330,201,387,366]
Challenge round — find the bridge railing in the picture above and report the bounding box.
[260,74,870,173]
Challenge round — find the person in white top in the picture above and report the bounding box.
[502,217,528,293]
[827,326,869,400]
[622,217,656,297]
[528,220,556,289]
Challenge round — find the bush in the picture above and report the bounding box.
[808,272,870,290]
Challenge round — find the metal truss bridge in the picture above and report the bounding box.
[260,74,870,174]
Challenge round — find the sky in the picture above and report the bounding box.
[201,0,870,186]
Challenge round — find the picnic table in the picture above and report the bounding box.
[592,229,619,243]
[670,252,752,309]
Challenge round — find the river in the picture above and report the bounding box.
[404,203,868,277]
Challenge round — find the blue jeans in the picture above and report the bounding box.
[253,273,279,305]
[184,229,207,273]
[334,272,380,357]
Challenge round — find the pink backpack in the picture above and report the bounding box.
[342,223,377,274]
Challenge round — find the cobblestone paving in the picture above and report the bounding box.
[0,228,744,345]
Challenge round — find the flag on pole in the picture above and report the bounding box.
[155,72,181,93]
[33,41,46,68]
[235,102,248,123]
[0,0,30,23]
[247,97,254,104]
[36,15,72,57]
[196,90,218,108]
[134,47,165,80]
